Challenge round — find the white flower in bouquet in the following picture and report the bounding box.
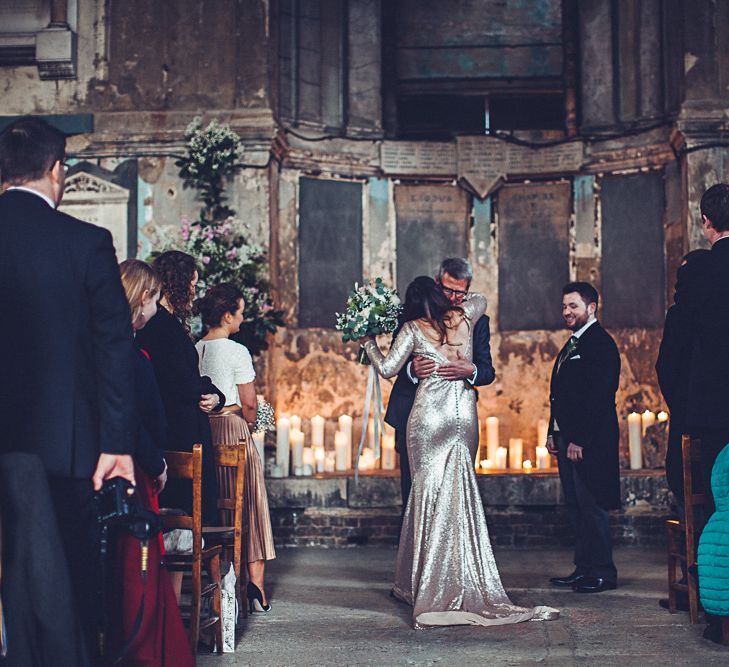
[335,278,402,345]
[252,398,275,434]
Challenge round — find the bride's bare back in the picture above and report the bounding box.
[414,310,472,363]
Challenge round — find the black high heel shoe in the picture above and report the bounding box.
[247,581,271,613]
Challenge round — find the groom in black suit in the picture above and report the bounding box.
[547,282,621,593]
[0,117,136,660]
[385,258,496,512]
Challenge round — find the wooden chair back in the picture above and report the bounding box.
[162,445,204,567]
[681,435,706,623]
[162,444,223,652]
[212,441,247,595]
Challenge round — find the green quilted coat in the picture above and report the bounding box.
[698,443,729,616]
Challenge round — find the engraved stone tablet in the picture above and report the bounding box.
[60,172,131,260]
[380,141,457,176]
[457,136,584,199]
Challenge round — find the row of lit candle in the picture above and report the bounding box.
[271,414,397,477]
[627,409,668,469]
[480,417,552,470]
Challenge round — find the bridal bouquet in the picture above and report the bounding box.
[335,278,401,363]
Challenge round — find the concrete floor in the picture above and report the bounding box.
[198,546,727,666]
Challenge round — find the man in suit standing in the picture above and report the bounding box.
[384,257,496,513]
[547,282,621,593]
[686,183,729,517]
[0,117,136,660]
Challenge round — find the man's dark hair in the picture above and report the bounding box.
[562,281,599,308]
[700,183,729,232]
[0,116,66,185]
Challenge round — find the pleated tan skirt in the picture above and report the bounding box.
[208,412,276,563]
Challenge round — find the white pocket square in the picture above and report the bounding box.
[569,355,581,360]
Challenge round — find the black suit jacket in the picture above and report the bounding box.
[686,238,729,432]
[384,314,496,438]
[0,190,135,478]
[655,304,692,427]
[136,307,224,522]
[132,347,167,479]
[549,322,621,510]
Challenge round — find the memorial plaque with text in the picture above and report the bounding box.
[457,136,583,199]
[395,184,468,297]
[380,141,457,176]
[498,182,571,331]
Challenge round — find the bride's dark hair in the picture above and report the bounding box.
[400,276,462,344]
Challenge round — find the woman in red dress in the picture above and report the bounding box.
[110,259,195,666]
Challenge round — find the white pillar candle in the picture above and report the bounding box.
[275,416,290,477]
[537,419,549,448]
[657,410,669,423]
[536,445,550,470]
[382,432,396,470]
[628,412,643,470]
[360,447,375,471]
[523,459,533,471]
[495,447,508,470]
[302,447,315,469]
[290,430,304,468]
[325,451,336,473]
[641,410,656,435]
[314,446,325,473]
[311,415,325,447]
[334,431,349,471]
[290,414,301,434]
[338,414,353,468]
[508,438,523,470]
[485,416,499,462]
[252,431,265,464]
[480,459,493,470]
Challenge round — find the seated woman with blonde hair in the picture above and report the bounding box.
[195,283,276,613]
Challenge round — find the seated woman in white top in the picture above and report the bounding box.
[195,283,276,613]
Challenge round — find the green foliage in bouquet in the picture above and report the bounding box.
[335,278,402,342]
[154,118,284,355]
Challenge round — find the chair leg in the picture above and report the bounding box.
[208,554,224,653]
[190,560,202,653]
[688,570,700,624]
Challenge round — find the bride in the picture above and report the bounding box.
[363,276,558,629]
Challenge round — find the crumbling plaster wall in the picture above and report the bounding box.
[268,168,665,466]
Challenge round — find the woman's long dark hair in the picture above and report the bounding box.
[400,276,462,344]
[152,250,198,336]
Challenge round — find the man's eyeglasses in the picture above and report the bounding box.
[440,286,468,298]
[60,161,70,173]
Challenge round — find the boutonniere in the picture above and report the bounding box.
[564,335,579,358]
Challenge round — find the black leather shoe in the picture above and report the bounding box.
[549,570,587,587]
[574,576,617,593]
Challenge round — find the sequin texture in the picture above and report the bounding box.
[364,294,559,628]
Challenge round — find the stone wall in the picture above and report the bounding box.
[266,472,673,549]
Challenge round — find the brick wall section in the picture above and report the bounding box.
[270,506,671,549]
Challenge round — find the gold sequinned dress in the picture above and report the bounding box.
[364,294,559,629]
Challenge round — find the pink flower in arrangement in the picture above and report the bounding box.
[226,248,238,260]
[262,303,274,313]
[180,218,191,241]
[249,287,259,295]
[202,256,211,265]
[206,228,214,241]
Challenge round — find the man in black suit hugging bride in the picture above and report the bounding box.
[384,257,496,514]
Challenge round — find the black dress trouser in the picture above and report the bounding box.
[556,435,617,584]
[0,454,91,667]
[395,430,412,523]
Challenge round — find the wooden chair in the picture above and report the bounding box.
[162,444,224,653]
[203,440,248,611]
[666,435,705,623]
